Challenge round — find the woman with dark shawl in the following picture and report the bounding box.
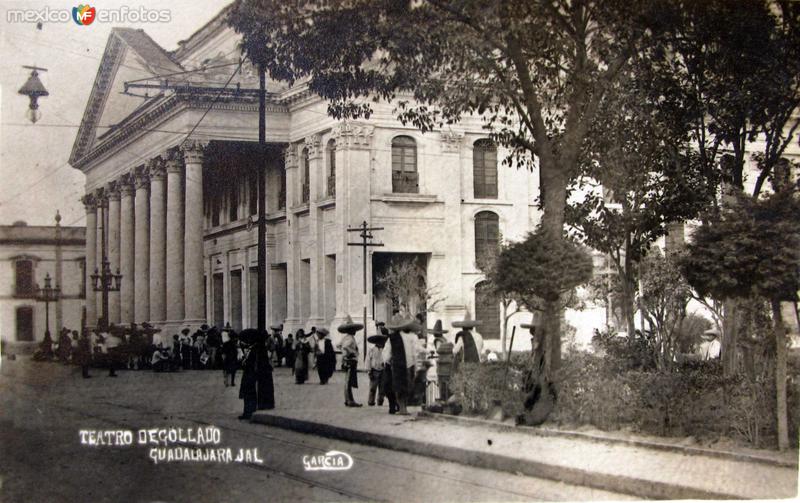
[315,328,336,385]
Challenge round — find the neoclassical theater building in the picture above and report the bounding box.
[70,8,541,350]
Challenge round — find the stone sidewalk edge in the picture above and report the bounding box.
[250,412,742,501]
[418,411,799,469]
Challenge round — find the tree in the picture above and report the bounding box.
[229,0,671,373]
[679,190,800,450]
[375,256,442,321]
[639,251,691,370]
[567,75,713,340]
[490,228,594,375]
[648,0,800,375]
[477,241,524,358]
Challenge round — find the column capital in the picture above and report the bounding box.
[106,181,121,201]
[440,130,464,154]
[304,133,322,160]
[284,145,298,170]
[181,140,209,165]
[331,122,374,150]
[94,187,108,208]
[134,166,150,190]
[165,148,184,174]
[118,173,135,197]
[147,156,166,181]
[81,194,97,213]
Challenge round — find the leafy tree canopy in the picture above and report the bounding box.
[680,190,800,302]
[492,228,593,305]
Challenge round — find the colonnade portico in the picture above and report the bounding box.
[82,141,208,338]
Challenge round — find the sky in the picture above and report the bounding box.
[0,0,232,228]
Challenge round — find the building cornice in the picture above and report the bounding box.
[71,91,289,171]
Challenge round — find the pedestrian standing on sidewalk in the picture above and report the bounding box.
[367,333,387,406]
[271,325,284,367]
[221,330,240,387]
[294,329,311,384]
[315,328,336,384]
[255,329,275,411]
[76,330,92,378]
[452,313,483,368]
[238,330,258,420]
[386,316,421,415]
[180,328,192,370]
[284,333,296,372]
[102,329,123,377]
[338,316,363,407]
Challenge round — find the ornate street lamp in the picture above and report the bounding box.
[36,272,61,340]
[18,65,49,124]
[91,196,122,331]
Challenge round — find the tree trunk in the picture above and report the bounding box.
[618,274,637,341]
[500,302,508,358]
[538,165,568,376]
[771,299,789,451]
[721,299,739,377]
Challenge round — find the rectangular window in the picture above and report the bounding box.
[15,260,34,297]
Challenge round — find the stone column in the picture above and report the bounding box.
[119,174,135,324]
[82,194,97,329]
[182,140,207,324]
[165,149,185,323]
[134,167,150,323]
[107,182,121,324]
[305,134,325,327]
[283,145,300,331]
[95,192,104,320]
[148,157,167,323]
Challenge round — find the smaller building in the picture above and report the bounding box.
[0,217,86,352]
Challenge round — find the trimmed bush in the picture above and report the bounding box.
[449,350,799,449]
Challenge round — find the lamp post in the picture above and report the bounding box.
[36,272,60,340]
[90,197,122,331]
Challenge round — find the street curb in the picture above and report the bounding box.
[418,411,799,469]
[250,412,743,500]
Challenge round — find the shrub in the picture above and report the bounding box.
[449,349,799,449]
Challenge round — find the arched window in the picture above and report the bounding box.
[15,259,34,297]
[475,281,500,340]
[473,139,498,199]
[301,148,310,203]
[327,139,336,197]
[474,211,499,267]
[391,135,418,193]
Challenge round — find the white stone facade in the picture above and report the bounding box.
[0,221,86,347]
[69,15,541,353]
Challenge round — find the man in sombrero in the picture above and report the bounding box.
[385,315,421,415]
[452,310,484,367]
[338,316,363,407]
[367,328,388,407]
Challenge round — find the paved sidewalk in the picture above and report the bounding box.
[254,368,799,500]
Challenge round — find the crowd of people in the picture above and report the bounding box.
[32,312,487,419]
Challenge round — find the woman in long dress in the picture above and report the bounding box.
[293,330,311,384]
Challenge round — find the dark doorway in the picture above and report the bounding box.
[213,273,224,329]
[16,306,34,341]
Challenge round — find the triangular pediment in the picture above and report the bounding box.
[69,28,183,167]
